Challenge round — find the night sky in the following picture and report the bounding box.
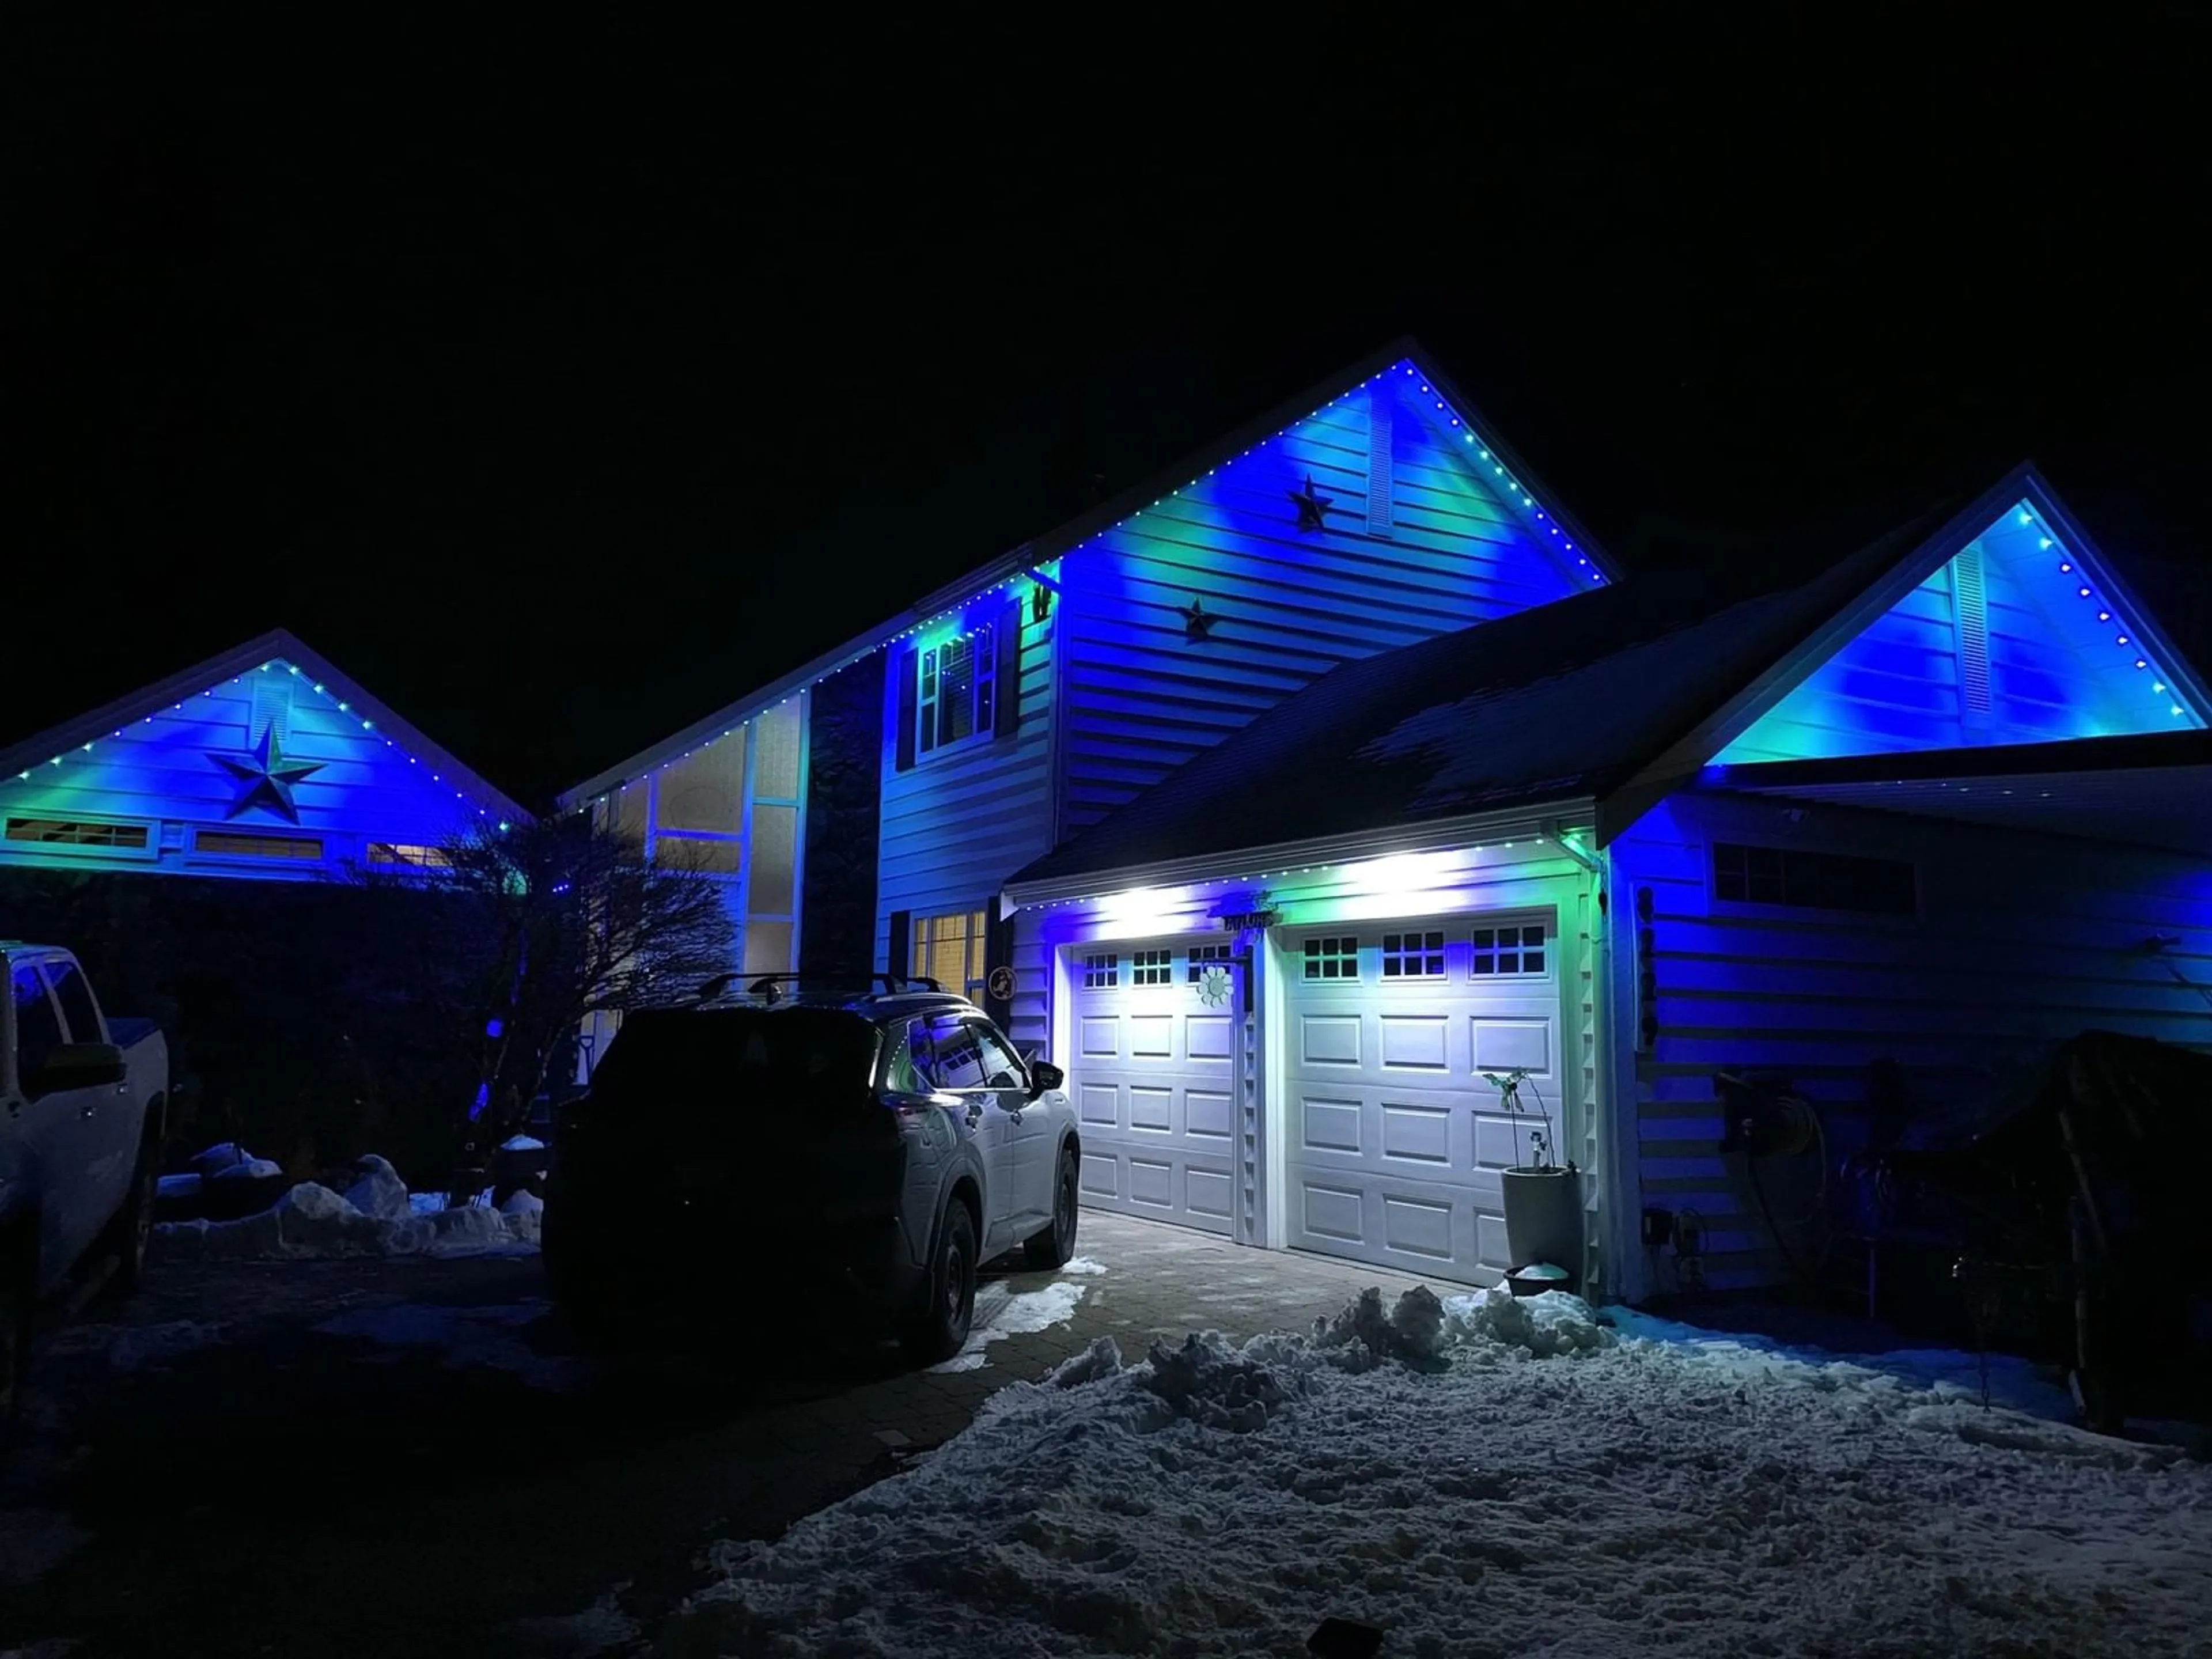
[6,15,2205,808]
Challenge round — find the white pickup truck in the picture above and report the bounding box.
[1,942,168,1418]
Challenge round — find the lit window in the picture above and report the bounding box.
[1471,924,1545,976]
[1131,948,1172,986]
[4,817,149,850]
[1187,941,1232,982]
[918,624,997,756]
[1713,843,1916,915]
[1303,936,1359,980]
[196,830,324,861]
[912,909,988,999]
[1381,930,1446,978]
[1082,952,1119,988]
[366,841,453,869]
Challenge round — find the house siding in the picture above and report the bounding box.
[1613,790,2212,1294]
[876,589,1056,1014]
[1057,374,1590,834]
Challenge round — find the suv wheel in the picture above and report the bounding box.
[1023,1147,1080,1270]
[900,1201,976,1364]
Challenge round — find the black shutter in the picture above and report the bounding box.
[994,609,1021,740]
[983,906,1016,1029]
[895,649,918,771]
[888,909,912,982]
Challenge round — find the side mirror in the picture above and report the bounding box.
[29,1041,126,1095]
[1027,1060,1065,1098]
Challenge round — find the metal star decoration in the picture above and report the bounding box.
[1289,474,1335,532]
[1180,599,1221,642]
[208,727,324,822]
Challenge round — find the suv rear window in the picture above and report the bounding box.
[592,1007,882,1103]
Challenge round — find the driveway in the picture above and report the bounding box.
[0,1214,1426,1658]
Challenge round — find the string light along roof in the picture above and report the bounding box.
[0,628,529,829]
[556,337,1620,812]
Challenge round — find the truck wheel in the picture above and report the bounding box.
[1023,1148,1080,1270]
[900,1201,976,1364]
[107,1135,161,1297]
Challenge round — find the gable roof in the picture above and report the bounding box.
[0,628,530,828]
[1003,464,2207,899]
[555,337,1623,810]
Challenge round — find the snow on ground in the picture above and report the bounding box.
[154,1180,539,1264]
[505,1591,643,1659]
[0,1509,90,1589]
[930,1280,1092,1374]
[41,1318,230,1375]
[313,1297,582,1392]
[664,1285,2212,1658]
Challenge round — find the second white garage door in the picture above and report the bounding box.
[1065,935,1241,1233]
[1280,915,1562,1283]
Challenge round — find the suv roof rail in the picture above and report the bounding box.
[732,972,946,1005]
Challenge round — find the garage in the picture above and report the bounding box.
[1063,934,1242,1233]
[1279,914,1560,1282]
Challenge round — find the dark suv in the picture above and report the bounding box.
[543,977,1080,1361]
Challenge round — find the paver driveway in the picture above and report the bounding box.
[0,1213,1432,1658]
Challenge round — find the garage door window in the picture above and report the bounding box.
[1187,941,1231,982]
[1471,923,1545,976]
[1082,952,1119,988]
[1303,935,1359,980]
[1381,930,1446,979]
[1131,948,1172,986]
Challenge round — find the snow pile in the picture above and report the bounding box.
[500,1134,548,1153]
[500,1187,545,1245]
[659,1284,2212,1658]
[315,1297,581,1391]
[929,1279,1090,1374]
[342,1154,412,1222]
[211,1157,281,1181]
[154,1180,537,1263]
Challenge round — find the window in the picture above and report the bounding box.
[912,910,988,999]
[968,1021,1027,1089]
[1187,941,1232,982]
[918,624,997,756]
[1131,948,1172,986]
[1381,930,1446,979]
[914,1014,987,1091]
[1303,935,1359,980]
[366,842,453,869]
[1082,952,1119,988]
[43,959,102,1044]
[10,963,64,1085]
[4,817,150,850]
[195,830,324,861]
[1471,924,1546,976]
[1713,842,1917,915]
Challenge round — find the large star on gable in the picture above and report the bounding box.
[208,728,324,823]
[1289,474,1335,533]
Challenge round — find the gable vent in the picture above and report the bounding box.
[1366,389,1394,539]
[1950,544,1992,724]
[250,671,296,748]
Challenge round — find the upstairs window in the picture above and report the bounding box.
[196,830,324,861]
[918,624,996,757]
[5,817,150,851]
[1713,842,1916,916]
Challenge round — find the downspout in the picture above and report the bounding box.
[1545,822,1630,1302]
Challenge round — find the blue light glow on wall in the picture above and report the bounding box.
[1716,498,2207,766]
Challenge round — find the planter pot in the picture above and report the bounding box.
[1501,1166,1581,1278]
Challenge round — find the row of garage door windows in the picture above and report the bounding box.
[1080,924,1548,988]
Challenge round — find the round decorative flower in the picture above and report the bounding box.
[1197,965,1232,1007]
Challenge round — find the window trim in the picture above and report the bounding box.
[1302,935,1361,982]
[1380,929,1448,980]
[1468,919,1551,980]
[911,908,990,1000]
[915,623,998,762]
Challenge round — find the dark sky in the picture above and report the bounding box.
[6,13,2206,806]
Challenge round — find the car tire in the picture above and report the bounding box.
[106,1134,161,1298]
[1023,1147,1080,1271]
[900,1200,976,1364]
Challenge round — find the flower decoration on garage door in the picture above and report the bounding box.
[1196,964,1233,1007]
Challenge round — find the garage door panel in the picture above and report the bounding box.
[1067,935,1240,1237]
[1080,1150,1120,1199]
[1283,917,1559,1285]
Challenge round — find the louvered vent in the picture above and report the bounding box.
[250,670,296,748]
[1366,390,1393,538]
[1950,544,1992,722]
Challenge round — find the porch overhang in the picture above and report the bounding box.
[1702,730,2212,859]
[999,798,1597,914]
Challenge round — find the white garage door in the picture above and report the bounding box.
[1282,916,1561,1282]
[1065,936,1241,1233]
